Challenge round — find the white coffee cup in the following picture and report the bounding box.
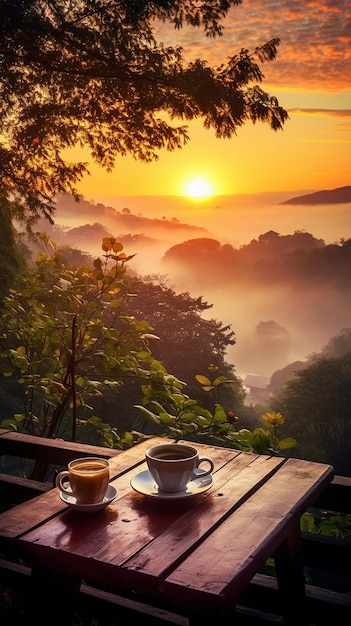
[146,443,214,493]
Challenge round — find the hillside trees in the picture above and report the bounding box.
[1,0,288,231]
[120,275,247,415]
[162,232,351,288]
[0,193,27,299]
[252,320,291,374]
[0,237,252,465]
[270,353,351,475]
[318,328,351,359]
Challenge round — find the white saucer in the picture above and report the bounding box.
[130,469,213,500]
[59,484,118,512]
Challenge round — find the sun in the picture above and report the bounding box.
[183,177,213,200]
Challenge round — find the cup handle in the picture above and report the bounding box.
[55,470,71,493]
[196,456,214,477]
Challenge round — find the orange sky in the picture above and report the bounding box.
[72,0,350,201]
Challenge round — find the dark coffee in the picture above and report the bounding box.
[153,451,192,461]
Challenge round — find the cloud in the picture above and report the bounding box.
[288,108,351,117]
[156,0,350,90]
[287,108,351,134]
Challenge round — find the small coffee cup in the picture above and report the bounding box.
[56,457,110,504]
[146,443,214,493]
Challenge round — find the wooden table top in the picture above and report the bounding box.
[0,437,334,617]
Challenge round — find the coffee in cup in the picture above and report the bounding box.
[56,457,110,504]
[146,443,214,493]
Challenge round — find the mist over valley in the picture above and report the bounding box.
[34,190,351,381]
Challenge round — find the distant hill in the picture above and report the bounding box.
[281,186,351,206]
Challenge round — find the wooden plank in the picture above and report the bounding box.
[0,431,346,625]
[0,472,52,508]
[16,444,237,579]
[16,450,283,600]
[163,458,333,613]
[0,428,122,464]
[0,440,335,621]
[9,445,237,595]
[1,557,350,625]
[273,518,306,625]
[123,453,285,591]
[0,436,163,539]
[0,472,52,492]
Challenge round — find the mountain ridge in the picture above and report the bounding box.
[281,185,351,206]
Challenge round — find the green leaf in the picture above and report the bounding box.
[213,376,228,385]
[250,429,272,453]
[136,351,150,360]
[0,419,18,430]
[278,437,297,449]
[13,414,25,422]
[300,513,317,533]
[213,405,227,423]
[319,521,340,537]
[328,515,351,529]
[1,368,14,377]
[179,412,198,423]
[159,412,174,425]
[195,374,211,386]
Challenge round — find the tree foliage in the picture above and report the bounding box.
[318,328,351,360]
[0,234,250,439]
[162,231,351,288]
[0,235,161,444]
[270,353,351,475]
[122,275,244,403]
[0,235,297,483]
[0,193,27,299]
[1,0,288,228]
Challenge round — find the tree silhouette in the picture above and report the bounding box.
[0,193,27,298]
[271,353,351,475]
[1,0,288,230]
[318,328,351,359]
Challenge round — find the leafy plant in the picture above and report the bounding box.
[260,411,297,452]
[301,510,351,540]
[0,236,163,455]
[0,235,297,483]
[136,367,296,455]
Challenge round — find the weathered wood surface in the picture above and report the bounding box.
[0,438,333,621]
[0,436,164,539]
[162,458,334,612]
[1,434,348,625]
[0,427,122,464]
[15,440,240,574]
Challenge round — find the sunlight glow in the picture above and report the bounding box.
[183,177,213,200]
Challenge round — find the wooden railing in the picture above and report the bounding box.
[0,427,122,507]
[1,428,350,625]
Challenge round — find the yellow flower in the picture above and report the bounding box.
[261,412,284,427]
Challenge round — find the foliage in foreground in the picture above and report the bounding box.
[135,373,295,454]
[0,236,296,483]
[0,235,158,445]
[301,509,351,540]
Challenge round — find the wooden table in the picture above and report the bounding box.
[0,437,334,625]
